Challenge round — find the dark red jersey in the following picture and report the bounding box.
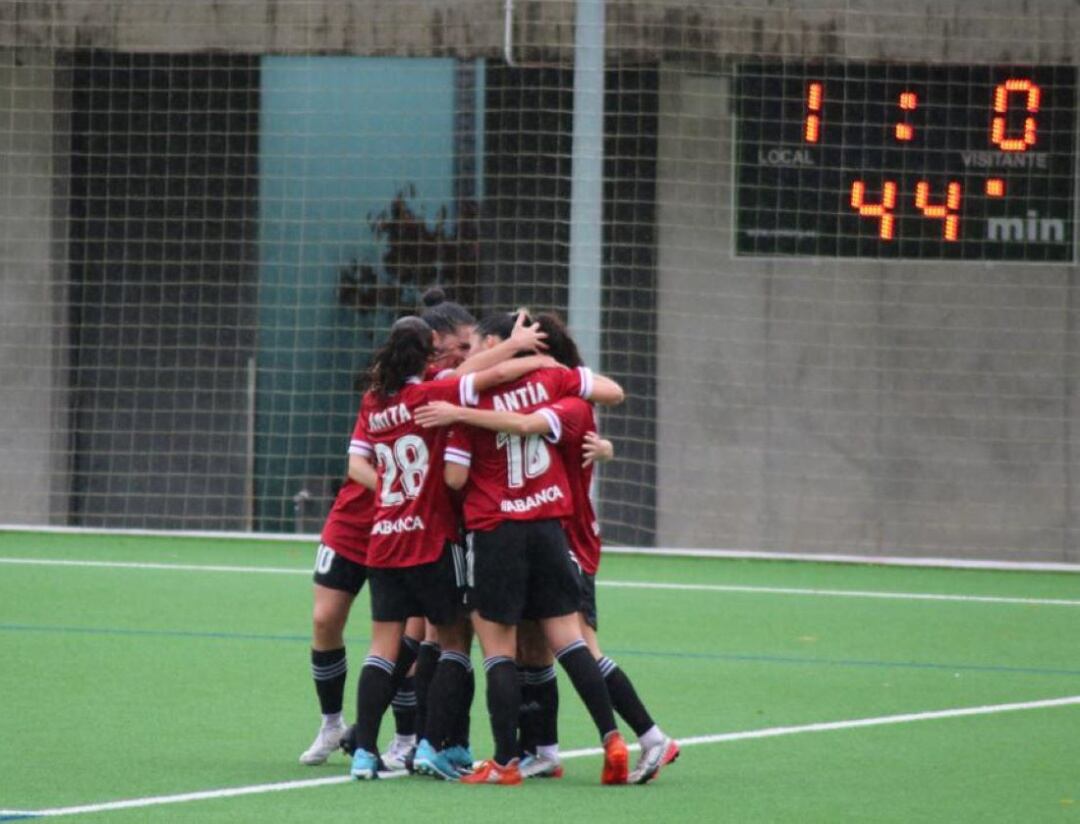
[445,366,594,532]
[355,374,478,568]
[546,396,602,574]
[319,410,376,565]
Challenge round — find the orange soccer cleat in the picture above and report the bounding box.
[459,759,523,786]
[601,731,629,785]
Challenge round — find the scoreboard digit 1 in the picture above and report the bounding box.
[735,62,1077,261]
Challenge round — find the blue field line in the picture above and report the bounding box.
[2,622,1079,680]
[603,645,1080,679]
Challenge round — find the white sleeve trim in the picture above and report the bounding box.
[445,447,472,467]
[460,373,479,407]
[349,439,373,458]
[577,366,594,399]
[537,408,562,444]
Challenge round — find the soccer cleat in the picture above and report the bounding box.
[350,748,380,780]
[442,744,475,775]
[519,752,563,779]
[299,718,348,765]
[382,735,416,771]
[412,738,460,781]
[601,732,629,785]
[628,736,680,785]
[460,759,523,786]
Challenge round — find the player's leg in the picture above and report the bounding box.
[411,542,476,779]
[516,620,561,778]
[412,620,441,747]
[384,615,425,769]
[529,520,627,784]
[583,617,679,784]
[300,545,363,765]
[459,523,527,786]
[348,567,412,779]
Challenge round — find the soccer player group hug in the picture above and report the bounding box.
[299,289,678,786]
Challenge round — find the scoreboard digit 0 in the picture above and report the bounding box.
[735,63,1077,261]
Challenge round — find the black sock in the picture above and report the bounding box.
[424,650,472,749]
[483,656,521,766]
[556,641,616,740]
[517,667,535,755]
[391,635,420,687]
[388,636,419,737]
[391,675,417,737]
[414,641,441,739]
[452,663,475,748]
[311,647,347,716]
[598,656,654,737]
[526,665,559,748]
[354,655,396,753]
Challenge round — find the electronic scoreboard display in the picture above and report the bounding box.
[735,63,1077,261]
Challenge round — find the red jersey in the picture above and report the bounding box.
[423,364,455,382]
[546,397,602,574]
[354,374,478,568]
[319,410,376,565]
[445,366,594,532]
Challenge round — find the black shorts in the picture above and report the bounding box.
[312,543,368,595]
[368,541,467,626]
[469,519,582,626]
[579,572,598,631]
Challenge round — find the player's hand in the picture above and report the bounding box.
[509,309,548,352]
[414,401,462,428]
[582,432,615,467]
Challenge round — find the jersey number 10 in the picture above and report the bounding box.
[496,432,551,489]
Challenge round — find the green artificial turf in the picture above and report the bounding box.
[1,531,1078,822]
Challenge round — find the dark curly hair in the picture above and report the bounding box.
[419,286,476,334]
[534,312,583,368]
[363,316,434,400]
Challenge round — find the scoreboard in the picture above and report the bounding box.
[735,63,1077,261]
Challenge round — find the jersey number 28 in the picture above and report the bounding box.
[374,434,429,506]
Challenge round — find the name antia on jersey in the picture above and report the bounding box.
[499,484,564,514]
[368,402,411,433]
[371,515,426,535]
[492,381,550,412]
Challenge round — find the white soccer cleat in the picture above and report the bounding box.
[628,736,680,784]
[382,734,417,771]
[299,718,349,765]
[519,751,564,778]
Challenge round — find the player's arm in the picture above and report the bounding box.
[347,453,378,491]
[470,353,561,394]
[415,402,552,436]
[444,460,469,491]
[582,431,615,467]
[587,373,624,406]
[450,311,547,376]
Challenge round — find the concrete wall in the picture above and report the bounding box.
[0,49,68,524]
[1,1,1078,558]
[655,69,1078,561]
[4,1,1080,64]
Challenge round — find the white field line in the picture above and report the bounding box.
[1,556,1079,608]
[5,694,1079,820]
[3,525,1079,573]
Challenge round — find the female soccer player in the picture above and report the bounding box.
[299,416,424,767]
[299,288,484,769]
[416,312,679,784]
[345,314,557,779]
[433,312,630,786]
